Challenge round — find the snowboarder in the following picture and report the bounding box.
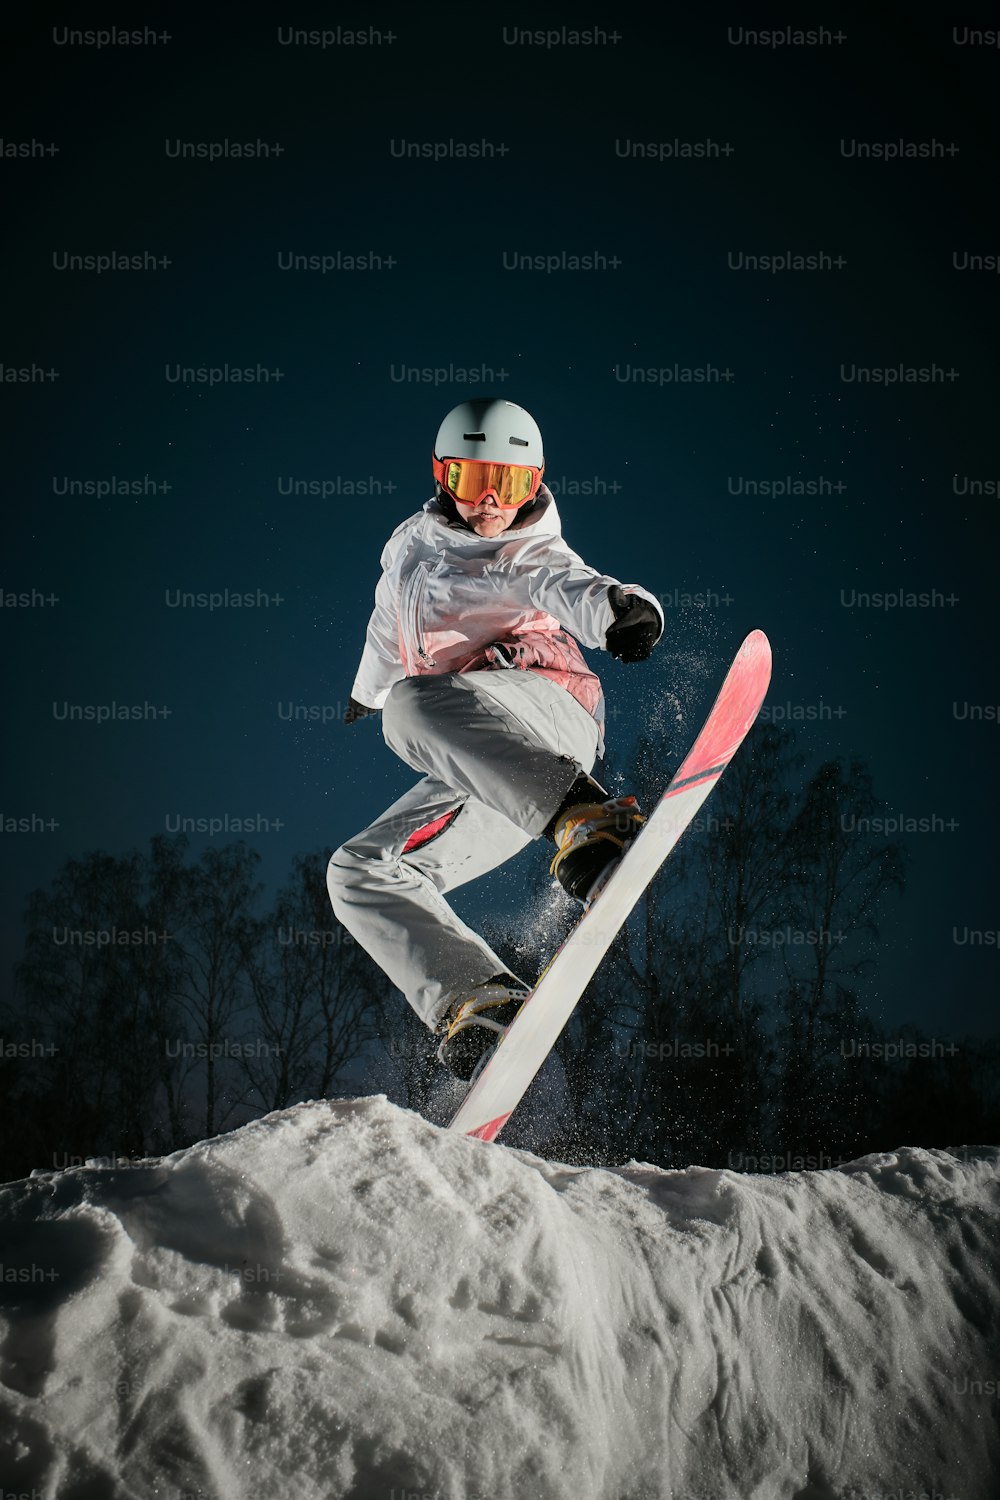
[328,398,663,1080]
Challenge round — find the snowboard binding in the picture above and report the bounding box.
[435,974,531,1081]
[548,795,646,904]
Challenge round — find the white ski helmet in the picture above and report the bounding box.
[433,398,544,469]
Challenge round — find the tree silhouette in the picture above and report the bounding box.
[3,837,390,1178]
[170,842,262,1139]
[241,851,384,1111]
[776,759,908,1157]
[13,849,183,1162]
[2,731,996,1183]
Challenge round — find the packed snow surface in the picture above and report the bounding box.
[1,1097,998,1500]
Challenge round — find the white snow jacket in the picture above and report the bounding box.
[351,484,663,757]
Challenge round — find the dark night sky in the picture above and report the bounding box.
[3,13,998,1038]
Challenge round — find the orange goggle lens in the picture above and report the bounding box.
[433,455,542,508]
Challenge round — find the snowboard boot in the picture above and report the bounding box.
[435,973,531,1082]
[548,795,646,904]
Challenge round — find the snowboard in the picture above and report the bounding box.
[446,629,772,1144]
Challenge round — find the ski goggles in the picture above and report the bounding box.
[432,453,543,508]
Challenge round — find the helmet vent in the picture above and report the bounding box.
[509,436,529,446]
[462,431,487,442]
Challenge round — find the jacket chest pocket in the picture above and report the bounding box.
[399,553,495,671]
[399,561,436,669]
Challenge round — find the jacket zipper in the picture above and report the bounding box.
[403,564,435,669]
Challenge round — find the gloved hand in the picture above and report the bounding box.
[343,696,378,724]
[605,585,661,663]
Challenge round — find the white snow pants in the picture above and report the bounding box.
[327,671,602,1030]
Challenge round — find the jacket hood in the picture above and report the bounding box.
[422,482,563,547]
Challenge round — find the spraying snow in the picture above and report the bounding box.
[0,1097,997,1499]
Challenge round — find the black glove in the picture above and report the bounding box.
[605,585,661,663]
[343,696,378,725]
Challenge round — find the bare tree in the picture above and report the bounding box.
[171,842,262,1139]
[777,759,907,1153]
[13,845,187,1159]
[145,835,196,1145]
[240,851,385,1111]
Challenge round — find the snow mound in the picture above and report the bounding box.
[1,1097,998,1500]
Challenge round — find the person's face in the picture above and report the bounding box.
[454,492,518,537]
